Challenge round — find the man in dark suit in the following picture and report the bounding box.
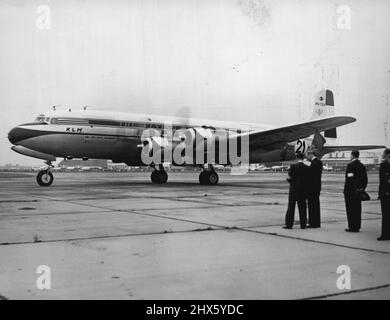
[378,148,390,241]
[344,150,368,232]
[306,149,323,228]
[284,152,311,229]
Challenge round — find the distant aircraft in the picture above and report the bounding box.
[323,164,333,171]
[271,165,290,172]
[7,89,384,186]
[256,164,272,171]
[80,166,103,172]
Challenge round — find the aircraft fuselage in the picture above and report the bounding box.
[8,109,297,166]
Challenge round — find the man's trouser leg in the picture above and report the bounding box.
[285,191,296,228]
[308,193,321,227]
[344,194,354,230]
[380,196,390,238]
[345,194,361,231]
[355,197,362,231]
[297,197,307,228]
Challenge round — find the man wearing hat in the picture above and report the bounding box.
[284,152,311,229]
[306,148,323,228]
[343,150,368,232]
[378,148,390,241]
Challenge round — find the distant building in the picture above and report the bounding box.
[58,159,108,170]
[322,151,381,171]
[107,161,129,172]
[0,163,34,171]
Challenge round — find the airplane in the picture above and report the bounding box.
[254,164,272,171]
[323,164,333,171]
[7,89,385,186]
[271,165,289,172]
[80,166,103,172]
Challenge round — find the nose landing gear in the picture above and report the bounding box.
[36,161,54,187]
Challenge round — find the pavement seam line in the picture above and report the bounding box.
[302,283,390,300]
[238,227,390,255]
[0,227,223,246]
[24,195,390,255]
[65,199,390,255]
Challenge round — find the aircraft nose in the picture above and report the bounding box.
[8,126,25,145]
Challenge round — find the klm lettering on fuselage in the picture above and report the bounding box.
[66,127,83,133]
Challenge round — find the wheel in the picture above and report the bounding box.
[199,171,219,185]
[199,171,208,185]
[151,170,168,184]
[157,170,168,184]
[208,171,219,185]
[36,170,54,187]
[151,170,159,183]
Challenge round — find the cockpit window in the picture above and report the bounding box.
[35,116,46,123]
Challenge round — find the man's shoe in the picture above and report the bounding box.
[283,226,292,229]
[377,236,390,241]
[307,225,320,228]
[345,229,359,233]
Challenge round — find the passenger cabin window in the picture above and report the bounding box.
[88,119,118,126]
[119,122,135,127]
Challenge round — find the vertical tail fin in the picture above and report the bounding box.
[310,89,337,138]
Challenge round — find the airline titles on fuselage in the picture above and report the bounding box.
[65,127,83,133]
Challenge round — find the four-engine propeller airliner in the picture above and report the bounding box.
[7,89,384,186]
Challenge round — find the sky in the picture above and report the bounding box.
[0,0,389,165]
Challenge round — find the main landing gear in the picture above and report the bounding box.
[199,164,219,185]
[36,161,54,187]
[150,164,168,184]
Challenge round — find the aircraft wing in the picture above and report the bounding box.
[237,116,356,149]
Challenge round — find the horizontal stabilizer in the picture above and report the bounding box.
[323,145,386,153]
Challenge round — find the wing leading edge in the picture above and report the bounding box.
[238,116,356,149]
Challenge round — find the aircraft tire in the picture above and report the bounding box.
[151,170,159,183]
[151,170,168,184]
[208,171,219,185]
[199,171,208,185]
[157,171,168,184]
[36,170,54,187]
